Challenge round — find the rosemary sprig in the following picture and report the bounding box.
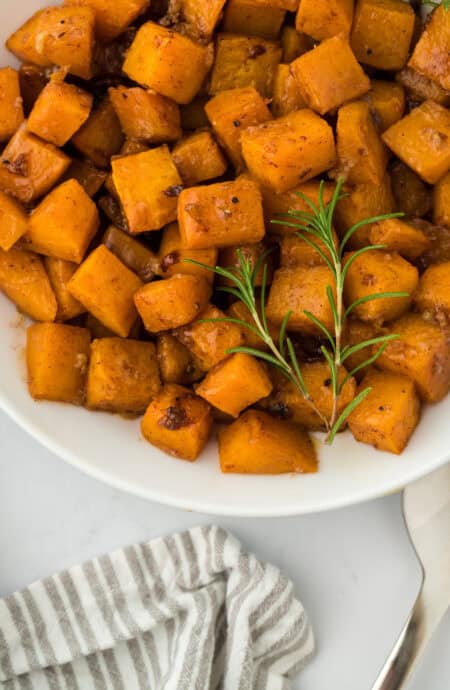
[185,178,408,444]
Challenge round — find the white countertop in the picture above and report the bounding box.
[0,409,448,689]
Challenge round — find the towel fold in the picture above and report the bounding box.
[0,526,314,689]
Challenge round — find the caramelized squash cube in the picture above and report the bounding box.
[157,333,203,385]
[335,101,388,185]
[102,225,159,282]
[342,318,379,378]
[263,361,356,430]
[26,179,99,264]
[141,383,213,461]
[362,80,405,132]
[27,79,93,147]
[271,64,307,118]
[44,257,85,322]
[266,266,336,335]
[348,369,420,454]
[205,87,272,170]
[72,98,124,169]
[433,172,450,228]
[112,146,182,234]
[87,338,160,414]
[178,177,265,249]
[0,67,24,142]
[134,274,211,333]
[376,313,450,403]
[409,6,450,92]
[281,26,313,63]
[68,245,142,337]
[351,0,415,71]
[174,303,244,370]
[0,191,28,251]
[382,101,450,185]
[396,67,450,108]
[64,0,149,43]
[335,176,395,248]
[175,0,226,41]
[209,35,282,98]
[343,250,418,323]
[369,218,430,261]
[414,262,450,326]
[296,0,354,42]
[241,110,336,192]
[219,409,318,474]
[262,180,335,235]
[109,86,181,144]
[196,353,272,417]
[0,247,56,322]
[6,10,53,67]
[291,35,370,115]
[27,323,90,404]
[0,125,70,204]
[159,223,217,283]
[222,0,285,40]
[123,22,214,105]
[171,130,227,186]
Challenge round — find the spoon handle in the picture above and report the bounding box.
[370,579,444,690]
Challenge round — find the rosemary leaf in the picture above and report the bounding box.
[327,388,372,445]
[303,310,336,352]
[341,334,400,362]
[344,291,410,320]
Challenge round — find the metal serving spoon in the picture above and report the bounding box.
[371,462,450,689]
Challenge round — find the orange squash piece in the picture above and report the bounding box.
[342,319,379,378]
[271,64,307,118]
[396,67,450,108]
[156,333,203,385]
[0,191,28,252]
[141,384,213,461]
[222,0,285,40]
[27,323,91,404]
[409,5,450,92]
[102,225,159,283]
[296,0,354,42]
[414,262,450,327]
[433,172,450,228]
[218,242,273,287]
[64,0,149,43]
[362,80,405,132]
[44,257,85,322]
[369,218,430,261]
[62,159,107,198]
[348,369,420,455]
[281,26,313,63]
[176,0,227,40]
[6,10,53,67]
[108,86,181,144]
[390,161,431,218]
[0,67,24,142]
[72,98,124,169]
[159,223,217,283]
[0,246,57,322]
[241,110,336,192]
[171,130,227,186]
[262,180,335,236]
[219,409,318,474]
[279,231,338,268]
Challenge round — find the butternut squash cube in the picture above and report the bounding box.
[375,313,450,403]
[44,257,85,322]
[171,131,227,186]
[334,176,395,248]
[64,0,150,43]
[174,303,244,370]
[342,318,379,378]
[414,262,450,327]
[271,64,307,118]
[72,98,124,169]
[390,161,431,218]
[0,247,56,322]
[382,101,450,185]
[335,101,388,185]
[209,35,282,98]
[241,110,336,192]
[218,242,273,287]
[62,159,107,198]
[362,80,405,132]
[123,22,213,105]
[296,0,354,42]
[219,409,318,474]
[27,80,93,147]
[266,266,336,335]
[68,245,142,337]
[196,353,272,417]
[348,369,420,454]
[134,274,211,333]
[343,250,418,323]
[26,179,99,264]
[6,10,53,68]
[0,191,28,252]
[262,180,335,236]
[0,67,24,142]
[409,6,450,92]
[222,0,285,40]
[280,232,338,268]
[87,338,160,414]
[262,361,356,430]
[102,225,159,283]
[178,177,265,249]
[0,125,70,204]
[351,0,415,71]
[205,87,272,171]
[141,383,213,461]
[414,220,450,272]
[291,35,370,115]
[176,0,227,41]
[159,223,217,283]
[27,323,90,404]
[369,218,430,261]
[396,67,450,109]
[433,172,450,228]
[109,86,181,144]
[157,333,203,385]
[281,26,313,63]
[112,146,182,234]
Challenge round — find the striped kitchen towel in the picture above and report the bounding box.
[0,526,314,689]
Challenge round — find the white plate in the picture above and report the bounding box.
[1,0,449,516]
